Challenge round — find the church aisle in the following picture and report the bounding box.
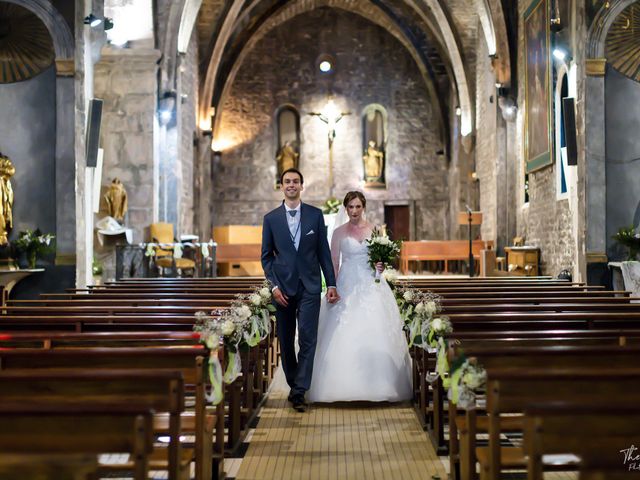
[232,369,447,480]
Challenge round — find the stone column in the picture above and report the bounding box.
[54,59,76,265]
[584,59,608,271]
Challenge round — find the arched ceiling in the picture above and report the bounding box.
[193,0,511,140]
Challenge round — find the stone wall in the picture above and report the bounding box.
[94,48,160,244]
[515,0,575,276]
[0,66,57,243]
[213,8,448,239]
[605,68,640,260]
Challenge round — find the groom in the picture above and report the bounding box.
[261,168,339,411]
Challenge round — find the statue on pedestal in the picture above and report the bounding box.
[363,141,385,186]
[0,152,15,245]
[104,178,128,223]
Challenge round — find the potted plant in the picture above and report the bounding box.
[612,225,640,261]
[12,229,55,269]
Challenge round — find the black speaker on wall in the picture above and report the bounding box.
[86,98,103,167]
[562,97,577,166]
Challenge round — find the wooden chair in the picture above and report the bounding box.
[150,222,196,277]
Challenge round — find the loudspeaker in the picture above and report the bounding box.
[86,98,103,167]
[562,97,577,166]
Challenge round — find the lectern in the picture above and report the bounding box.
[457,210,483,277]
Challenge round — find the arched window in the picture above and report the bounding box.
[362,104,388,188]
[275,106,300,185]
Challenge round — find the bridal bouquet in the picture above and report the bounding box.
[366,226,401,282]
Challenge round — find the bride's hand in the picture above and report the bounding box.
[375,262,384,273]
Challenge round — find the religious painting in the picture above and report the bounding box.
[362,104,387,188]
[524,0,553,172]
[275,105,300,187]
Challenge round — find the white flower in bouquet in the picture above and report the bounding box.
[221,320,236,336]
[259,287,271,299]
[381,268,398,284]
[415,302,425,314]
[235,305,252,320]
[431,317,443,331]
[403,290,414,302]
[426,301,437,315]
[249,294,262,306]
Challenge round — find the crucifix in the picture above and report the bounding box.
[308,99,350,197]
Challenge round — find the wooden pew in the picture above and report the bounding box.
[0,346,221,480]
[399,240,494,274]
[0,402,154,480]
[523,401,640,480]
[447,345,640,480]
[0,370,186,480]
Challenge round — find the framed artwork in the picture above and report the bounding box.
[524,0,553,172]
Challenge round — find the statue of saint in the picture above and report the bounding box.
[363,141,384,183]
[276,141,299,179]
[0,153,15,246]
[104,178,128,223]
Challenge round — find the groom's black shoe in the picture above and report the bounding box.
[291,394,307,412]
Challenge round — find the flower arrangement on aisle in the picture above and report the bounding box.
[366,226,401,282]
[193,281,276,404]
[447,353,487,409]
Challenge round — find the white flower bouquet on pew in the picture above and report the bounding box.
[366,226,401,283]
[193,281,276,404]
[447,354,487,409]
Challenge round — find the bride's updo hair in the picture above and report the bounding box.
[343,191,366,209]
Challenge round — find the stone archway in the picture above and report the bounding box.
[3,0,75,264]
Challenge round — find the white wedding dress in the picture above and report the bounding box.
[308,234,413,402]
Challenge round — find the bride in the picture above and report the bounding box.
[308,191,413,402]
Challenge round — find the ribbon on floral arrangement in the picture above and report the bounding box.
[244,315,262,347]
[407,314,422,348]
[448,362,465,405]
[144,244,155,257]
[260,308,272,338]
[173,243,183,259]
[205,352,224,405]
[201,242,209,257]
[223,349,242,384]
[436,336,449,385]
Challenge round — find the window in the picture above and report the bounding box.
[555,70,569,199]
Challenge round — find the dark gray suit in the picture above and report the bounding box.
[261,202,336,396]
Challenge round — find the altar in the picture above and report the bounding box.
[0,269,44,306]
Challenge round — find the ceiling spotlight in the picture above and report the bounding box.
[319,60,332,73]
[83,14,102,27]
[104,17,114,31]
[159,109,172,123]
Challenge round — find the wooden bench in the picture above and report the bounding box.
[0,402,154,480]
[0,346,221,480]
[523,401,640,480]
[0,370,187,480]
[400,240,494,274]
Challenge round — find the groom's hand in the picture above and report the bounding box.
[326,287,340,304]
[272,287,289,307]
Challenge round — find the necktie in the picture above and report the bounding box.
[289,210,297,217]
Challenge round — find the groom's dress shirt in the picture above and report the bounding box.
[285,203,302,250]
